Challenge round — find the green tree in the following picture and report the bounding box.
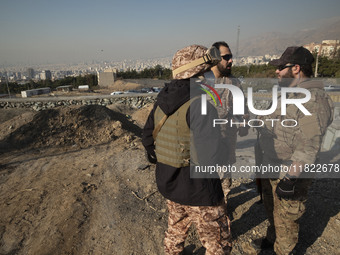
[233,64,276,78]
[317,56,340,77]
[117,65,172,80]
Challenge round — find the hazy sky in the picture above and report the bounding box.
[1,0,340,66]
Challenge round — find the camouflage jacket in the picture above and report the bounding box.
[213,76,244,119]
[258,79,334,165]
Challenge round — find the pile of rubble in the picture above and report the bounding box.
[0,105,142,151]
[0,95,156,111]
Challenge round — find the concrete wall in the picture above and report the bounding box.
[98,72,115,87]
[0,95,156,111]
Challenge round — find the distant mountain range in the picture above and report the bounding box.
[236,16,340,57]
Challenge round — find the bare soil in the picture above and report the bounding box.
[0,104,339,255]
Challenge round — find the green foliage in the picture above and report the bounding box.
[49,74,98,89]
[316,56,340,78]
[232,64,276,78]
[116,64,276,80]
[0,82,23,94]
[335,49,340,60]
[117,65,172,80]
[232,56,340,78]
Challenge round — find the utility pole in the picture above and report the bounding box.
[314,53,319,78]
[315,43,324,78]
[236,25,240,65]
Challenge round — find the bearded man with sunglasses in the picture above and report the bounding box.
[253,46,334,255]
[211,41,249,202]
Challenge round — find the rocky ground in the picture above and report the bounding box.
[0,101,339,255]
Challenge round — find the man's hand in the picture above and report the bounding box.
[146,151,157,164]
[238,126,249,137]
[275,174,297,200]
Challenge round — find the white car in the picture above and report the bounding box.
[110,91,124,95]
[324,85,340,91]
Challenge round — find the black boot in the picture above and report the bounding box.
[251,238,274,251]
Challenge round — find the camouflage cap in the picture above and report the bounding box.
[172,45,212,80]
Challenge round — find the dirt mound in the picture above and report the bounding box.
[111,80,141,91]
[131,103,153,128]
[0,105,142,152]
[0,108,36,125]
[0,111,36,142]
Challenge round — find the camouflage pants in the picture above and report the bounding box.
[164,200,232,255]
[261,178,311,255]
[219,124,236,205]
[221,178,232,205]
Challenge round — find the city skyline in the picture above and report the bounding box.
[1,0,340,67]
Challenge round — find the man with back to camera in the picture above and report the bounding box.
[210,41,249,201]
[253,46,334,255]
[142,44,232,255]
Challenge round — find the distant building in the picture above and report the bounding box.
[304,40,339,57]
[97,69,116,87]
[237,55,277,66]
[40,70,52,80]
[27,68,34,79]
[13,72,21,80]
[0,76,5,84]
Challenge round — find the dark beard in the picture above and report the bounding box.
[217,63,232,77]
[278,68,294,87]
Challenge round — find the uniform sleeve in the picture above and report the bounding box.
[290,115,322,165]
[142,104,157,159]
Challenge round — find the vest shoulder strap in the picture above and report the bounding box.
[152,96,201,140]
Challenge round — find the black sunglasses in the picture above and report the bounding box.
[221,54,233,61]
[278,64,295,71]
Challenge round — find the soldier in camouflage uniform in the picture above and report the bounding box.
[210,41,249,201]
[255,46,334,255]
[142,45,232,254]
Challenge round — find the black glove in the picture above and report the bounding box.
[275,174,297,200]
[238,126,249,137]
[146,151,157,164]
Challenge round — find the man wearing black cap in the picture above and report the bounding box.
[253,46,334,254]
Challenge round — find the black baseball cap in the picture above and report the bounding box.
[270,46,314,66]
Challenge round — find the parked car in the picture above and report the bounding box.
[110,91,124,95]
[324,85,340,92]
[152,87,162,93]
[141,88,153,93]
[126,90,140,93]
